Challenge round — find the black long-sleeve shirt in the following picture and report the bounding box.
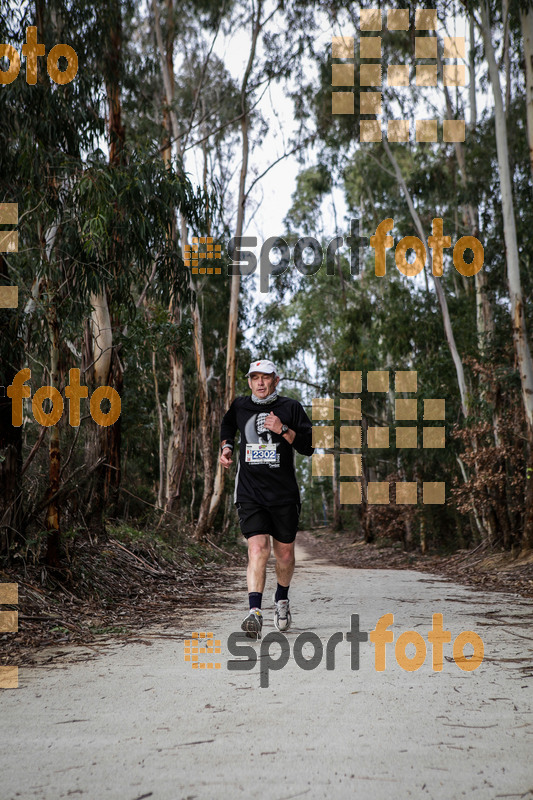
[220,395,314,505]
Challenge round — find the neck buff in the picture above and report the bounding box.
[251,390,279,405]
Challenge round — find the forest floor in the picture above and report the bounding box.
[300,529,533,600]
[0,526,247,668]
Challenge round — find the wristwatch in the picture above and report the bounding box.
[281,424,289,434]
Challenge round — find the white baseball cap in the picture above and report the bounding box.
[246,359,277,376]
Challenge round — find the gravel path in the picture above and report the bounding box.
[2,541,533,800]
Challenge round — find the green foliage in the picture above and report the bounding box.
[285,165,332,234]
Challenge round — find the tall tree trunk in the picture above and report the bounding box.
[0,252,23,558]
[153,0,213,539]
[103,1,125,511]
[480,0,533,551]
[160,2,187,516]
[85,0,126,527]
[469,15,478,129]
[502,0,511,114]
[332,444,342,530]
[207,1,264,530]
[165,344,187,514]
[152,350,165,510]
[521,5,533,178]
[84,289,113,527]
[45,295,61,567]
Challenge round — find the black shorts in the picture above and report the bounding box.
[236,502,301,544]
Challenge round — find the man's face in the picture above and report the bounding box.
[248,372,279,398]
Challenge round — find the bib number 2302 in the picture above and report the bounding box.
[245,443,277,463]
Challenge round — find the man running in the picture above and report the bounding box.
[219,359,314,639]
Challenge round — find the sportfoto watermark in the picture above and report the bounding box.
[228,217,484,292]
[226,613,484,688]
[6,368,121,427]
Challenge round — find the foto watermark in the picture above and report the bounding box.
[0,27,78,85]
[6,368,121,428]
[228,217,484,292]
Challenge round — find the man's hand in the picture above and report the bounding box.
[264,412,296,444]
[263,412,283,435]
[220,447,233,469]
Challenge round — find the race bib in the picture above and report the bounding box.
[245,443,278,464]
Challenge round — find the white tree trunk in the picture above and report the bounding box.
[165,347,187,513]
[152,350,165,510]
[89,290,112,385]
[469,15,478,128]
[154,1,187,516]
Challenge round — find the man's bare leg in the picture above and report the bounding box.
[241,534,271,638]
[272,539,295,588]
[246,534,271,593]
[271,539,295,631]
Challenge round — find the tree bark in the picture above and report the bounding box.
[45,294,61,567]
[165,345,187,515]
[152,350,165,510]
[159,0,187,516]
[332,444,342,530]
[469,15,478,128]
[0,300,23,558]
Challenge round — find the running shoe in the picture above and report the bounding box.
[272,593,292,631]
[241,608,263,639]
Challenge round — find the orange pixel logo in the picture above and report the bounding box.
[184,237,222,275]
[184,631,222,669]
[0,203,19,308]
[0,583,18,689]
[312,370,445,505]
[331,7,466,143]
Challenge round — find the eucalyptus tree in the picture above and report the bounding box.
[0,0,206,564]
[0,0,107,562]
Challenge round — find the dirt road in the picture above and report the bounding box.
[2,542,533,799]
